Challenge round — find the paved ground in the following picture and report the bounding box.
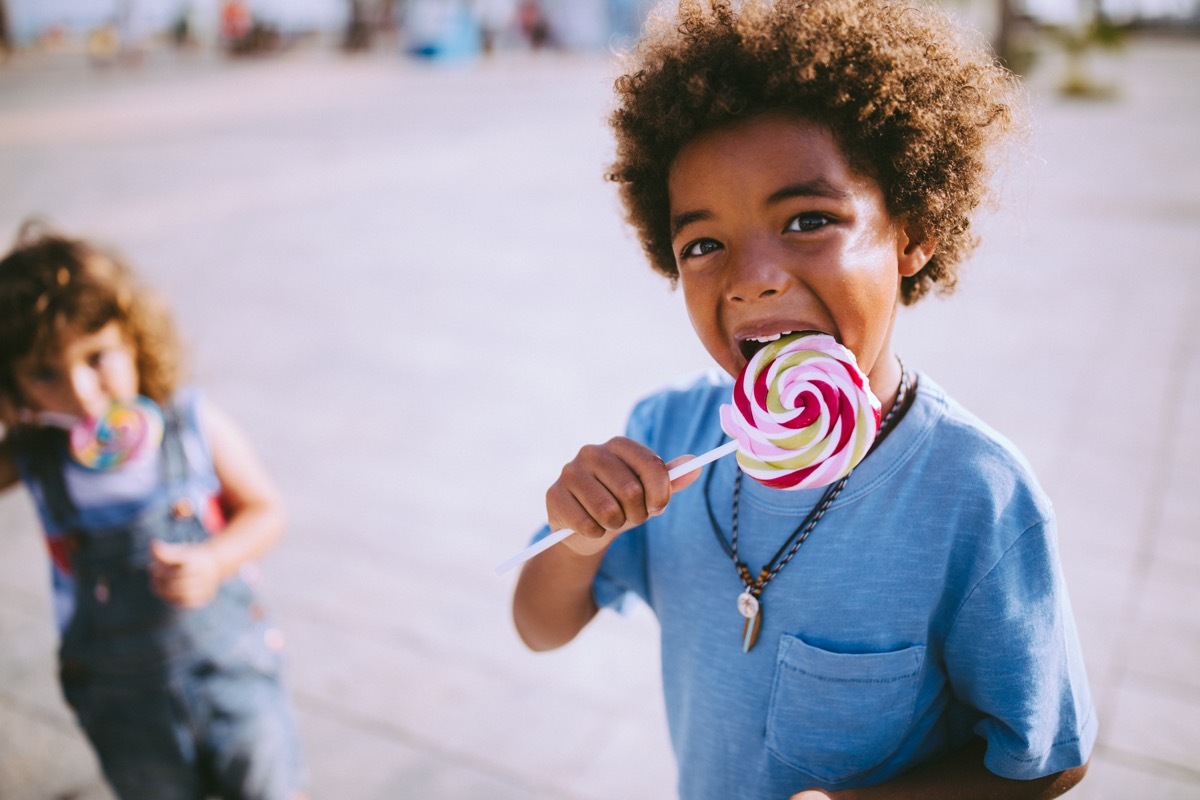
[0,31,1197,800]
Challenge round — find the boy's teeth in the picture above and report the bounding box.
[749,331,795,343]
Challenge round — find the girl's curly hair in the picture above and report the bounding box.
[0,220,182,412]
[608,0,1021,304]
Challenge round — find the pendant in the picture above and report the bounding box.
[737,590,759,618]
[737,590,762,653]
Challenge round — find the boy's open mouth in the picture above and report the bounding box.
[737,330,818,363]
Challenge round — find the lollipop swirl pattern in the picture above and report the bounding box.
[70,397,164,471]
[719,332,881,490]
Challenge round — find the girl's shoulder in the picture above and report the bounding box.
[162,386,220,479]
[166,385,204,424]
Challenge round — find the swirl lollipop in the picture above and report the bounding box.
[69,397,164,471]
[495,332,881,573]
[719,332,881,490]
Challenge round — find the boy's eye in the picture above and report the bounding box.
[680,238,722,260]
[786,213,832,232]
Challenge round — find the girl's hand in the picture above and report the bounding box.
[149,540,224,608]
[545,436,700,557]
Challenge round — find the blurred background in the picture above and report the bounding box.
[0,1,1197,798]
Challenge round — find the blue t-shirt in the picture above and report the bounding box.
[565,370,1095,798]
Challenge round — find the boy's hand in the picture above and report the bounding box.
[546,436,700,557]
[149,540,224,608]
[515,439,699,652]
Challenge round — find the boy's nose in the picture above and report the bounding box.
[726,241,791,302]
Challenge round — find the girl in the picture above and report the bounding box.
[0,222,307,800]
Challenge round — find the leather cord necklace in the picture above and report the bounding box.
[705,361,913,653]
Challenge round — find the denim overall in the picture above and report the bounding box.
[19,402,304,800]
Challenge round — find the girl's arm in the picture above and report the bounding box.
[150,399,287,608]
[512,438,698,651]
[791,739,1088,800]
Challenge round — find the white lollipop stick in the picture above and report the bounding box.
[494,439,738,575]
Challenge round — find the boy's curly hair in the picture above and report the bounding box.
[608,0,1020,304]
[0,220,182,412]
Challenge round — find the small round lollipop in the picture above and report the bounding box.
[719,332,881,490]
[69,397,164,471]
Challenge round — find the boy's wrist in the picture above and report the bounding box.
[552,535,609,579]
[559,530,616,560]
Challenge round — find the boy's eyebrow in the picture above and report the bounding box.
[767,178,850,205]
[671,178,851,237]
[671,209,711,238]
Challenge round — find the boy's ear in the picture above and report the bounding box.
[896,223,936,278]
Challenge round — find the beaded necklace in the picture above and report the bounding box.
[705,361,913,653]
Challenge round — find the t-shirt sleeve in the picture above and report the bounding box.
[943,519,1097,779]
[589,396,659,612]
[521,396,655,612]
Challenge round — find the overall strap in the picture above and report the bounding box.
[159,398,192,491]
[14,427,77,532]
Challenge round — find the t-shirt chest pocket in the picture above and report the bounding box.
[766,634,926,784]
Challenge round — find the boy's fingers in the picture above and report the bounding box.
[554,447,621,534]
[601,437,671,517]
[578,438,667,529]
[547,483,607,539]
[545,436,679,544]
[592,469,645,530]
[567,469,633,534]
[549,437,668,537]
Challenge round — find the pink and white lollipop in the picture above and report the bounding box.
[720,332,881,490]
[495,331,882,573]
[69,397,164,471]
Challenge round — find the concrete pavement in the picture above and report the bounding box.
[0,33,1197,799]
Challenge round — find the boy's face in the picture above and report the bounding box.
[12,320,139,422]
[667,113,932,388]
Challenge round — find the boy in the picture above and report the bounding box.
[512,1,1096,798]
